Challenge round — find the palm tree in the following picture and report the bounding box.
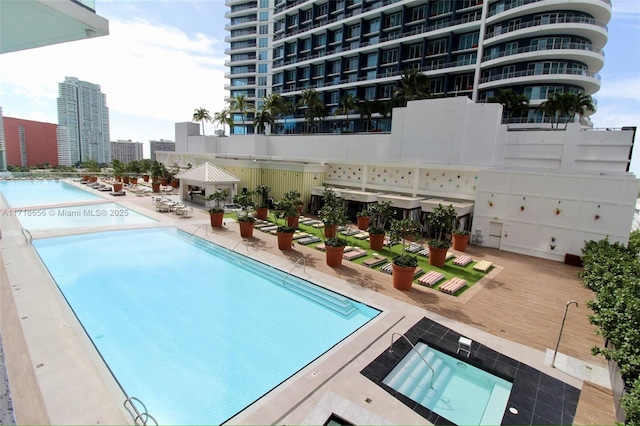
[254,106,274,134]
[357,99,375,131]
[563,92,595,127]
[192,108,211,135]
[393,68,431,107]
[334,94,359,132]
[229,95,254,132]
[488,89,530,122]
[296,88,326,133]
[262,93,293,133]
[213,109,234,135]
[538,92,565,128]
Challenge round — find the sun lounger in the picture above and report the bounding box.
[380,263,393,274]
[343,249,367,261]
[254,222,272,229]
[362,256,387,268]
[315,243,326,251]
[418,249,430,257]
[341,229,360,236]
[260,225,278,232]
[353,232,369,240]
[292,232,310,239]
[298,236,321,245]
[312,223,325,228]
[439,278,467,294]
[110,191,126,196]
[473,260,493,272]
[453,254,473,266]
[405,242,423,253]
[417,271,445,287]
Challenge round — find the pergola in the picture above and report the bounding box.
[174,162,241,206]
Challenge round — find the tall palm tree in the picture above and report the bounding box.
[229,94,254,132]
[538,92,565,128]
[192,108,211,135]
[213,109,234,135]
[262,93,292,133]
[488,88,530,122]
[393,68,431,107]
[563,92,595,127]
[334,93,359,132]
[254,107,274,134]
[296,88,326,133]
[357,99,375,131]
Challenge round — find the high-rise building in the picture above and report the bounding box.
[110,140,144,163]
[150,139,175,161]
[1,116,59,167]
[57,76,111,165]
[225,0,609,133]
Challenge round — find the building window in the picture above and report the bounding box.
[288,14,298,27]
[385,12,402,28]
[316,3,328,16]
[273,73,283,85]
[330,91,340,104]
[333,29,343,43]
[258,63,268,73]
[364,86,376,100]
[286,70,295,82]
[527,61,567,75]
[259,37,268,47]
[411,5,426,21]
[408,43,423,59]
[259,24,269,34]
[502,65,515,78]
[258,76,267,85]
[287,43,297,55]
[315,33,326,48]
[301,67,310,80]
[331,60,341,74]
[427,38,447,55]
[505,42,518,55]
[454,74,474,90]
[381,49,398,64]
[458,32,479,50]
[257,89,266,98]
[259,11,269,21]
[347,23,361,39]
[431,0,451,16]
[302,9,312,22]
[456,53,476,65]
[258,50,268,60]
[368,17,380,33]
[345,56,358,71]
[314,64,325,77]
[301,38,311,52]
[366,52,378,67]
[260,0,269,8]
[429,78,443,94]
[380,84,395,98]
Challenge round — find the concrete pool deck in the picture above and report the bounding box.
[0,180,616,424]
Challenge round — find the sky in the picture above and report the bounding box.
[0,0,639,170]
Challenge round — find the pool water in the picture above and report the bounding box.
[15,202,155,229]
[0,180,102,207]
[383,342,512,425]
[33,228,379,425]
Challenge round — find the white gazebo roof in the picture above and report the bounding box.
[175,162,241,184]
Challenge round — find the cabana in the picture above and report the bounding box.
[174,162,242,206]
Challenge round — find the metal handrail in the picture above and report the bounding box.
[188,224,207,239]
[227,238,250,259]
[283,257,306,286]
[21,228,33,244]
[123,396,158,426]
[390,332,435,390]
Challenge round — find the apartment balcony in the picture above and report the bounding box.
[224,43,257,55]
[487,0,611,24]
[478,67,601,94]
[225,17,257,31]
[481,42,605,72]
[225,55,257,67]
[225,2,258,19]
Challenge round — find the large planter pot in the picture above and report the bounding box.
[325,245,345,267]
[130,177,138,185]
[152,182,161,193]
[452,234,470,252]
[324,224,337,238]
[161,178,169,186]
[369,233,385,251]
[171,180,179,188]
[142,174,149,182]
[429,245,449,267]
[90,176,98,183]
[287,215,299,228]
[256,207,268,220]
[239,220,254,238]
[122,176,130,184]
[392,264,416,291]
[210,211,224,228]
[112,183,123,192]
[277,231,294,250]
[357,216,370,231]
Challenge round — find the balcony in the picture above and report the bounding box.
[481,42,605,72]
[478,67,601,93]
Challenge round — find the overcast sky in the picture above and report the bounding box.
[0,0,638,172]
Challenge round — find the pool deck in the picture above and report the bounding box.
[0,180,616,425]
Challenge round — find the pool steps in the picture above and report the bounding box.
[177,231,358,318]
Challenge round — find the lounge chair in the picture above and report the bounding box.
[418,249,430,257]
[341,229,360,236]
[473,260,493,272]
[343,249,367,261]
[439,278,467,294]
[362,256,387,268]
[292,232,310,240]
[315,243,326,251]
[380,263,424,277]
[259,225,278,232]
[417,271,445,287]
[353,232,369,240]
[110,190,126,196]
[297,236,321,245]
[405,242,423,253]
[453,254,473,266]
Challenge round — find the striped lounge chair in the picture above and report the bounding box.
[418,249,430,257]
[343,249,367,261]
[380,263,424,278]
[405,242,423,253]
[297,236,321,245]
[439,278,467,294]
[259,225,278,232]
[473,260,493,272]
[453,254,473,266]
[417,271,445,287]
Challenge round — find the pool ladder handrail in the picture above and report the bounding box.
[123,396,158,426]
[21,228,33,244]
[282,257,306,286]
[227,238,250,259]
[188,224,208,239]
[390,332,435,390]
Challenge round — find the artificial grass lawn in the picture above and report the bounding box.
[254,215,491,297]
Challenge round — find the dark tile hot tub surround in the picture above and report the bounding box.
[361,317,580,425]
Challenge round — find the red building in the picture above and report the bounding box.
[3,117,59,167]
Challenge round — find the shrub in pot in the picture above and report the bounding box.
[389,218,422,290]
[274,198,297,250]
[367,201,393,251]
[357,209,371,231]
[233,191,256,238]
[283,190,302,228]
[452,229,471,252]
[207,189,228,228]
[254,184,271,220]
[318,187,347,239]
[426,203,458,267]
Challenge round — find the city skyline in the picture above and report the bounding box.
[0,0,638,169]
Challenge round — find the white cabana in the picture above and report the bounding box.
[174,162,242,206]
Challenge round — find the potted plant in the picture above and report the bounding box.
[318,187,345,239]
[150,161,163,192]
[140,159,151,182]
[283,190,302,228]
[357,209,371,231]
[274,198,297,250]
[389,218,422,290]
[367,201,393,251]
[233,190,256,238]
[254,184,271,220]
[207,189,228,228]
[452,229,471,252]
[426,203,458,267]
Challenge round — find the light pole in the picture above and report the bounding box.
[551,300,579,368]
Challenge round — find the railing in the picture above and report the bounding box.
[478,67,600,84]
[123,396,158,425]
[283,257,306,286]
[227,238,250,259]
[488,0,611,18]
[482,42,603,62]
[188,224,208,239]
[485,14,607,39]
[390,333,435,390]
[20,228,32,244]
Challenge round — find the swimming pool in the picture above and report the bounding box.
[383,341,512,425]
[14,202,156,229]
[0,180,102,207]
[33,227,379,425]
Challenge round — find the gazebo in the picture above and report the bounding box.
[174,162,242,206]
